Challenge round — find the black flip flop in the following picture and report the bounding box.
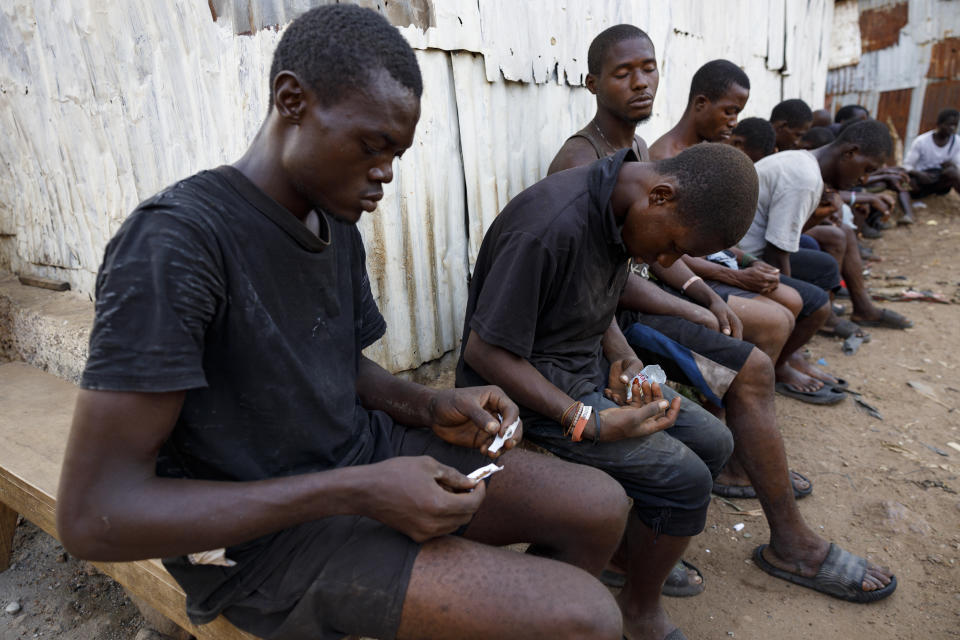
[713,470,813,500]
[600,559,704,598]
[819,318,871,341]
[775,382,846,405]
[853,308,913,329]
[752,543,897,603]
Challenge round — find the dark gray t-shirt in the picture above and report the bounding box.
[82,166,388,622]
[456,149,633,403]
[83,166,386,481]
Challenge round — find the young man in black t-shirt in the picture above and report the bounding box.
[56,7,634,640]
[458,143,761,640]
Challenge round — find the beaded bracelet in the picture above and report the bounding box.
[560,401,582,438]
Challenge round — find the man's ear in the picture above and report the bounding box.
[649,182,677,207]
[585,73,599,95]
[272,71,307,123]
[770,119,785,133]
[840,142,860,159]
[693,94,709,113]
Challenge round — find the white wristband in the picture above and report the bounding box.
[681,275,702,293]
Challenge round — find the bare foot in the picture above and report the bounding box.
[787,352,841,386]
[775,362,824,393]
[715,466,811,494]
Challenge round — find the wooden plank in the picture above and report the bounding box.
[0,362,257,638]
[17,274,71,291]
[0,502,17,572]
[93,559,258,640]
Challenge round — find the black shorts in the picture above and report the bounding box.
[707,280,760,302]
[711,275,827,319]
[910,168,954,198]
[166,415,491,640]
[789,248,842,292]
[779,274,829,318]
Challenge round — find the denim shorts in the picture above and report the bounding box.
[523,385,732,537]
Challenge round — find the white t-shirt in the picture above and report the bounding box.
[903,130,960,172]
[738,150,823,255]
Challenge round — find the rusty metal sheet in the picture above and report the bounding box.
[919,81,960,134]
[927,37,960,80]
[876,88,913,143]
[859,2,908,53]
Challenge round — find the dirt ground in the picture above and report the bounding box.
[1,193,959,639]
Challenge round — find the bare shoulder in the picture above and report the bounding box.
[548,137,599,175]
[648,134,675,161]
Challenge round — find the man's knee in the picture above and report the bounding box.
[575,465,631,540]
[554,577,623,640]
[815,225,846,251]
[732,347,775,392]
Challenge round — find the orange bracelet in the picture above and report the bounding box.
[571,405,592,442]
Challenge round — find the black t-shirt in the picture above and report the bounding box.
[456,149,634,403]
[82,166,387,481]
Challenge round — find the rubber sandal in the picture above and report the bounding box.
[752,543,897,603]
[818,318,871,341]
[775,382,846,405]
[853,308,913,329]
[600,559,705,598]
[713,470,813,500]
[662,559,705,598]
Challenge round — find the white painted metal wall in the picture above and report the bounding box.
[0,0,834,372]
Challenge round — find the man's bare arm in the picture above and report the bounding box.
[355,356,521,456]
[649,261,743,338]
[618,273,720,331]
[57,390,485,561]
[762,244,791,276]
[463,330,676,442]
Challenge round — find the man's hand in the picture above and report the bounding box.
[732,263,780,294]
[597,381,680,441]
[855,192,894,214]
[362,456,486,542]
[605,356,644,405]
[427,387,522,458]
[708,298,743,338]
[675,305,721,332]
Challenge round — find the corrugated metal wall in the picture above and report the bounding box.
[826,0,960,150]
[0,0,835,372]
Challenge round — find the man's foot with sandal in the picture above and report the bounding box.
[753,541,896,603]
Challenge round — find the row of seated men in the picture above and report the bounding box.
[56,8,928,640]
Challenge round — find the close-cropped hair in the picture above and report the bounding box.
[732,117,776,157]
[688,59,750,104]
[655,143,759,248]
[937,108,959,124]
[587,24,652,75]
[268,4,422,108]
[834,119,893,159]
[800,126,836,149]
[834,104,868,123]
[770,98,813,127]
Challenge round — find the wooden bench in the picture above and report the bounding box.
[0,361,257,640]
